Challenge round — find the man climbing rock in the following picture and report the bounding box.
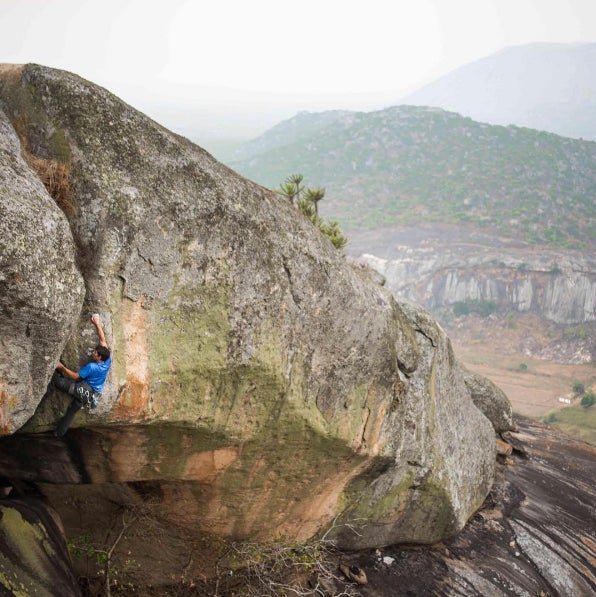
[44,313,112,436]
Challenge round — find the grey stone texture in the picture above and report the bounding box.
[0,64,503,549]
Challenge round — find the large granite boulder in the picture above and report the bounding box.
[0,87,84,434]
[0,64,498,550]
[463,367,514,433]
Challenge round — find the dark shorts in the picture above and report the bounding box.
[51,374,100,409]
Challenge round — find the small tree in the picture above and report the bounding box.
[543,412,557,424]
[279,175,348,250]
[572,381,585,395]
[580,390,595,408]
[319,220,348,249]
[303,187,325,215]
[278,174,304,206]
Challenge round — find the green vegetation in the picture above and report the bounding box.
[581,390,596,408]
[453,300,498,318]
[571,382,596,409]
[545,403,596,445]
[453,302,470,317]
[230,106,596,249]
[67,507,142,596]
[278,174,348,249]
[572,381,585,395]
[503,312,517,328]
[518,362,528,371]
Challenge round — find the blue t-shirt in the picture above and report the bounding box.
[78,355,112,393]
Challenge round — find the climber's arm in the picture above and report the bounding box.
[91,314,108,347]
[56,361,81,381]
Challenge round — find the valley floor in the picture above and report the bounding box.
[442,313,596,444]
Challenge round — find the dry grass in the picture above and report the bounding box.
[12,114,77,218]
[25,153,76,217]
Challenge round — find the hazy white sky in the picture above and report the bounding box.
[1,0,595,138]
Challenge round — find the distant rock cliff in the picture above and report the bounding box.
[356,231,596,325]
[0,64,508,591]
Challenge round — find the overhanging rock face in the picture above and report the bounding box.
[0,64,498,549]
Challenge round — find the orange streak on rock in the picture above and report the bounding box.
[113,376,150,420]
[114,298,151,419]
[0,385,15,435]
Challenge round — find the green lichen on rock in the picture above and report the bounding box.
[339,464,415,521]
[399,476,457,541]
[147,285,287,435]
[0,66,71,162]
[332,465,457,546]
[48,127,71,162]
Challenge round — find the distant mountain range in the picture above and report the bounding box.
[401,42,596,142]
[228,105,596,249]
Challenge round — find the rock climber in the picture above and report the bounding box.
[44,313,112,436]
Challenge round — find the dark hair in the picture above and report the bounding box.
[95,345,111,362]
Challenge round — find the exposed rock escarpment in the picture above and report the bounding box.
[355,231,596,325]
[0,64,498,563]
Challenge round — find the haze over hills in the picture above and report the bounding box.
[400,43,596,142]
[210,43,596,158]
[228,105,596,250]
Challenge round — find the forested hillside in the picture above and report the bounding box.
[228,106,596,249]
